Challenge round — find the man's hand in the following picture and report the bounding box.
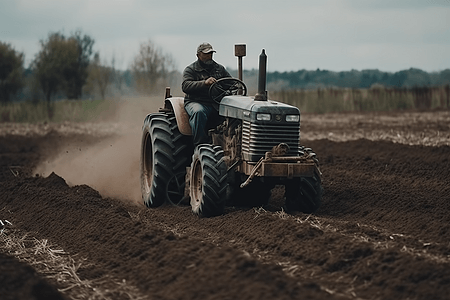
[204,77,217,86]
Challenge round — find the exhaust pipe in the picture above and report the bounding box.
[234,44,246,81]
[235,44,246,95]
[254,49,267,101]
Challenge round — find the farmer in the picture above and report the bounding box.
[182,42,231,146]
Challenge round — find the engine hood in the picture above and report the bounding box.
[219,95,300,124]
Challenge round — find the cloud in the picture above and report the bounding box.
[1,0,449,72]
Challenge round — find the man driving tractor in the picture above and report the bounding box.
[182,42,231,146]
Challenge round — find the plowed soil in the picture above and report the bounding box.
[1,110,450,300]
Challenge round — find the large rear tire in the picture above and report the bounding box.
[166,114,193,206]
[190,145,227,217]
[140,113,174,207]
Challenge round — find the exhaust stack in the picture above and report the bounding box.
[234,44,246,81]
[254,49,267,101]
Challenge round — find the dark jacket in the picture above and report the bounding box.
[182,60,231,108]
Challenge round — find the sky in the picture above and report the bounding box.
[1,0,450,73]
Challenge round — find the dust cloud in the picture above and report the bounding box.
[34,97,163,204]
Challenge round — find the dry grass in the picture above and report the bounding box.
[0,219,148,300]
[272,86,450,113]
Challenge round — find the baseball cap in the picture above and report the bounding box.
[197,42,216,54]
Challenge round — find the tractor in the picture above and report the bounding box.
[140,44,323,217]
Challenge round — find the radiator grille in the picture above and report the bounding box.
[242,120,301,162]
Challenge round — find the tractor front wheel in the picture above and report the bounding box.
[190,145,227,217]
[285,175,322,214]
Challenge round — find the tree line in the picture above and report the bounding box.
[261,68,450,91]
[0,30,177,104]
[2,31,450,104]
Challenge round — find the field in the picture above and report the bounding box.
[1,101,450,299]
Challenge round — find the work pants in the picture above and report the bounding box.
[184,102,218,146]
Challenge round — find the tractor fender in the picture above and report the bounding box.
[164,97,192,136]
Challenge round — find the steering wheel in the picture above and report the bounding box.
[208,77,247,103]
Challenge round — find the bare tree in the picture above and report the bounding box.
[131,40,176,95]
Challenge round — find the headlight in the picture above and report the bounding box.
[286,115,300,122]
[256,113,271,121]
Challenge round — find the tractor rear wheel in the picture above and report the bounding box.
[140,113,174,207]
[190,145,227,217]
[166,114,193,206]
